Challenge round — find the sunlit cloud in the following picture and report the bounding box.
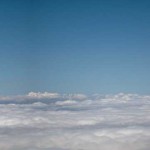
[0,92,150,150]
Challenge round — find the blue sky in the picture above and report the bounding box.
[0,0,150,95]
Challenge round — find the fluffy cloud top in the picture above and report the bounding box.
[0,92,150,150]
[27,92,60,99]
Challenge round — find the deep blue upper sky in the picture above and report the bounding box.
[0,0,150,95]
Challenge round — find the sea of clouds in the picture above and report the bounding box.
[0,92,150,150]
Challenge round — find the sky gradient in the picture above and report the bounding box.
[0,0,150,95]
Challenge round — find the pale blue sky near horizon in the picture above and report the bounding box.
[0,0,150,95]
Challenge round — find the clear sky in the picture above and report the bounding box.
[0,0,150,95]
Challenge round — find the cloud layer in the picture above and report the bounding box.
[0,92,150,150]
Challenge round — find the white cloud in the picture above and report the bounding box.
[77,119,99,126]
[55,100,77,106]
[27,92,60,99]
[0,92,150,150]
